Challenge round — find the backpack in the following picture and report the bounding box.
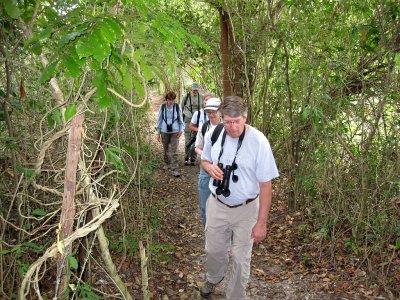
[182,92,200,121]
[161,103,181,125]
[200,122,224,146]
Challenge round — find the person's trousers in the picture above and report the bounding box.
[198,169,211,226]
[184,119,196,161]
[161,132,179,170]
[205,194,259,300]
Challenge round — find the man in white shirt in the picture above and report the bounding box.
[200,96,279,299]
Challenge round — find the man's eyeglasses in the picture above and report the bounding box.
[223,119,242,126]
[205,110,218,115]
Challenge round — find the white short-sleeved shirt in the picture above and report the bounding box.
[201,125,279,206]
[190,110,208,128]
[195,122,219,149]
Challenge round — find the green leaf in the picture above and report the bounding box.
[22,242,43,253]
[132,75,145,98]
[16,165,37,178]
[37,27,54,42]
[52,109,63,126]
[58,31,85,49]
[97,95,111,109]
[141,64,154,81]
[71,49,86,67]
[107,146,123,154]
[31,209,47,216]
[104,18,122,37]
[63,55,81,78]
[64,104,77,122]
[3,0,22,19]
[76,35,94,59]
[395,238,400,250]
[121,143,136,156]
[39,62,58,84]
[99,20,117,44]
[106,147,125,171]
[395,53,400,69]
[68,255,78,270]
[0,249,12,254]
[91,29,111,63]
[93,70,107,98]
[302,107,310,121]
[31,42,43,55]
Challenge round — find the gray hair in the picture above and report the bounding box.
[203,92,213,99]
[220,96,248,118]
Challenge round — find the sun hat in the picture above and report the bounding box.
[204,97,221,111]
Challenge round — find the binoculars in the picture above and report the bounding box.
[213,163,239,197]
[166,124,173,132]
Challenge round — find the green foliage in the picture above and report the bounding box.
[150,243,175,264]
[47,109,63,128]
[67,254,78,270]
[105,147,125,171]
[395,239,400,251]
[75,283,101,300]
[64,104,77,122]
[31,208,48,216]
[16,165,37,179]
[2,0,22,19]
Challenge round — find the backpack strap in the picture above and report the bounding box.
[161,103,166,122]
[183,92,192,113]
[175,103,182,123]
[162,103,180,125]
[201,120,210,137]
[211,123,224,146]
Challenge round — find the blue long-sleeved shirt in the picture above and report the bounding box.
[156,103,185,134]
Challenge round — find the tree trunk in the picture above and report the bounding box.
[56,111,85,298]
[219,7,232,97]
[282,38,297,210]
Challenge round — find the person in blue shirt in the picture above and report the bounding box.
[156,91,185,177]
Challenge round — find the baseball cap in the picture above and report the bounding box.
[204,97,221,111]
[192,82,200,90]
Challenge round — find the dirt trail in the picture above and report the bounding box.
[146,93,362,300]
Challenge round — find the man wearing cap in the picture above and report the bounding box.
[181,82,204,165]
[199,96,279,299]
[194,97,222,226]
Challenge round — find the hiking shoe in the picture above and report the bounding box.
[190,160,196,166]
[173,170,180,177]
[184,160,190,166]
[200,281,217,298]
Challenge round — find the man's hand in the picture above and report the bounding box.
[202,161,223,180]
[251,181,272,243]
[251,221,267,243]
[157,134,161,142]
[176,131,182,138]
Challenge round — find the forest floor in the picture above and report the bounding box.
[133,153,384,300]
[113,94,387,300]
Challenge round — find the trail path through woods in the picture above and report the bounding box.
[135,93,383,300]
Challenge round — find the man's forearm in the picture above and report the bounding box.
[257,181,272,224]
[201,160,212,172]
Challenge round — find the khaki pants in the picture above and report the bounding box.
[205,194,259,300]
[161,132,179,170]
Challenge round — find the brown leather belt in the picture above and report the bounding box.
[212,193,258,208]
